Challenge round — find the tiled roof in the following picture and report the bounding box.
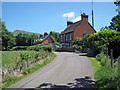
[34,35,49,43]
[61,20,82,34]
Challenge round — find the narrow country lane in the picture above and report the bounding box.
[8,52,95,88]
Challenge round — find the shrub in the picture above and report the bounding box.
[73,30,120,57]
[95,53,120,89]
[20,53,32,61]
[95,62,119,89]
[96,52,110,66]
[72,45,82,52]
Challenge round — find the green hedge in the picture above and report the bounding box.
[27,44,53,52]
[10,44,53,52]
[10,46,28,51]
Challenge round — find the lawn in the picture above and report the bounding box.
[88,57,101,80]
[88,57,101,72]
[2,51,46,68]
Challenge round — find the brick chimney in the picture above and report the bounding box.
[40,34,43,38]
[67,21,73,26]
[81,13,88,23]
[44,32,48,37]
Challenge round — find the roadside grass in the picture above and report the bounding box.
[2,51,45,68]
[2,52,55,88]
[88,57,101,81]
[88,57,101,73]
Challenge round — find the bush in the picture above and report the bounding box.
[96,52,110,66]
[95,62,119,89]
[10,46,28,51]
[72,45,82,52]
[73,30,120,57]
[27,44,53,52]
[95,53,120,89]
[20,53,32,61]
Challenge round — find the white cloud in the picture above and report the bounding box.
[62,12,75,18]
[72,16,81,22]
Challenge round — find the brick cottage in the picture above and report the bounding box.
[59,13,96,51]
[33,32,54,45]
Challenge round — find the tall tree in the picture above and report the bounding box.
[109,1,120,31]
[109,15,120,31]
[2,22,16,50]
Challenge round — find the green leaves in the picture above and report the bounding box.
[20,53,32,61]
[109,15,120,31]
[73,30,120,57]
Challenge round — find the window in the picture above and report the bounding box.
[69,33,72,40]
[64,44,66,48]
[67,43,69,48]
[61,35,62,42]
[70,43,72,48]
[66,34,67,41]
[64,34,65,41]
[83,33,86,37]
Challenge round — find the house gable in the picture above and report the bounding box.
[74,21,96,40]
[42,35,54,44]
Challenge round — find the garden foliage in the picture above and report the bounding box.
[95,53,120,89]
[73,30,120,58]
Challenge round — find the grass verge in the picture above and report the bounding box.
[2,52,55,88]
[88,57,101,80]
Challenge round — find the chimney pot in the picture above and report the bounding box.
[40,34,43,38]
[67,21,73,26]
[44,32,48,37]
[81,13,88,23]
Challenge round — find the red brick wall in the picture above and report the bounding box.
[74,22,95,40]
[59,32,74,43]
[42,36,53,44]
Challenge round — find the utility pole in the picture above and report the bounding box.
[92,0,94,55]
[92,0,94,33]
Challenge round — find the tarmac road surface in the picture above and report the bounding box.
[9,52,95,88]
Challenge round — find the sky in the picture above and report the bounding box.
[2,2,118,34]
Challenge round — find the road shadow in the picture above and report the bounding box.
[36,76,97,89]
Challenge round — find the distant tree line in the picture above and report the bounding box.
[2,21,39,51]
[1,20,60,51]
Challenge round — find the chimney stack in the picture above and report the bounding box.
[67,21,73,26]
[40,34,43,38]
[81,13,88,23]
[44,32,48,37]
